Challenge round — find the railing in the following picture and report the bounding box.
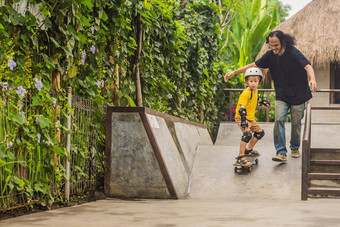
[301,102,311,200]
[0,86,104,211]
[225,88,275,122]
[224,88,340,122]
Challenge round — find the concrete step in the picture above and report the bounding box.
[308,187,340,198]
[311,148,340,160]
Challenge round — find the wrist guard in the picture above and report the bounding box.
[259,98,270,107]
[238,107,248,128]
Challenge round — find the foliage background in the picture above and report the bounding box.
[0,0,288,209]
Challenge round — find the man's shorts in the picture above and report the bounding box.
[235,118,262,133]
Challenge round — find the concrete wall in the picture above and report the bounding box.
[104,107,212,199]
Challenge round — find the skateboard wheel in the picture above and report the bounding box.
[234,167,238,172]
[248,167,252,172]
[255,159,258,164]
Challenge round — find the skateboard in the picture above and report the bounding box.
[233,155,259,173]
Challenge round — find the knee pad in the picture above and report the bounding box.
[254,130,265,140]
[241,131,252,143]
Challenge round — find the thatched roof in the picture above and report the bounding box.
[257,0,340,66]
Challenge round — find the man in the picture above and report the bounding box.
[224,30,317,162]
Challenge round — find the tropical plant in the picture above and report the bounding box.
[226,0,281,71]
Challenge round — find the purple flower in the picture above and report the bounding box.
[37,133,41,143]
[35,115,42,125]
[116,52,120,58]
[91,26,95,34]
[1,82,8,91]
[8,59,17,70]
[96,80,105,88]
[55,120,60,130]
[53,98,57,106]
[81,50,86,65]
[66,53,70,58]
[7,141,13,148]
[16,86,26,97]
[35,79,43,91]
[138,2,143,9]
[90,45,96,54]
[19,111,25,119]
[167,94,173,99]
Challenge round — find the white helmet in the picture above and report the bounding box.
[244,67,263,82]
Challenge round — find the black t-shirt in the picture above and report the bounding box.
[255,45,312,105]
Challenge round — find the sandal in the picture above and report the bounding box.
[245,148,260,157]
[236,156,252,167]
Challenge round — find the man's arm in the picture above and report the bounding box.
[224,62,256,83]
[305,64,317,92]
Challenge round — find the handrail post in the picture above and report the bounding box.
[229,91,233,121]
[65,87,72,201]
[266,91,270,122]
[301,102,311,200]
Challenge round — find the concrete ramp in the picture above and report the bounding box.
[189,145,301,200]
[194,122,340,201]
[192,122,302,200]
[104,107,212,199]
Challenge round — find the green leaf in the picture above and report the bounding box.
[50,37,60,48]
[32,96,43,106]
[68,64,78,78]
[101,10,108,22]
[42,54,55,68]
[39,116,51,129]
[11,114,26,125]
[77,13,91,27]
[82,0,93,10]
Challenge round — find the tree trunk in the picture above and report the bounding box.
[134,13,143,107]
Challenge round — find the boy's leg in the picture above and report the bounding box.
[239,141,247,156]
[246,120,261,150]
[245,121,263,156]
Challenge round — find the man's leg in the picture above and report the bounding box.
[290,103,305,151]
[274,100,289,155]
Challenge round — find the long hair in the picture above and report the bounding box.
[265,30,296,47]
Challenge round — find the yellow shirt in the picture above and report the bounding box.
[235,88,258,121]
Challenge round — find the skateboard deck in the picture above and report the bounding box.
[233,155,259,172]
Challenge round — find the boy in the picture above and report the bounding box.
[234,67,270,166]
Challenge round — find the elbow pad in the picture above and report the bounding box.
[239,107,247,117]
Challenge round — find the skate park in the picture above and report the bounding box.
[3,105,340,227]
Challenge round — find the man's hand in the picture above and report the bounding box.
[224,71,235,83]
[309,79,317,92]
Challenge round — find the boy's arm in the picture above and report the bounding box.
[258,97,270,107]
[239,105,248,129]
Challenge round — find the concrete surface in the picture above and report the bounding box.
[2,122,340,226]
[189,146,301,200]
[2,197,340,226]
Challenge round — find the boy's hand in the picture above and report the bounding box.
[259,98,271,107]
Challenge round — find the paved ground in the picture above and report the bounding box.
[2,122,340,226]
[2,197,340,227]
